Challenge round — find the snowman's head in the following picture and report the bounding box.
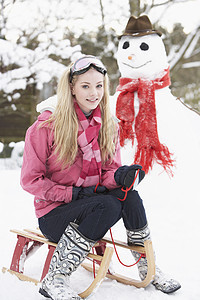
[117,34,169,80]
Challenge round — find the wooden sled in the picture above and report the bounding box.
[2,228,155,298]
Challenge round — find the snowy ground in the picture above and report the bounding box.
[0,163,200,300]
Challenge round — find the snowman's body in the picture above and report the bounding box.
[111,33,200,204]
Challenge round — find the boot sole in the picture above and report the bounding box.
[39,287,81,300]
[154,283,181,294]
[39,288,52,299]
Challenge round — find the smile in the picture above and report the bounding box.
[122,60,152,69]
[86,98,98,102]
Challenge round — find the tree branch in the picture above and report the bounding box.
[169,26,200,72]
[99,0,105,30]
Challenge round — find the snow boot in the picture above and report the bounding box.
[127,225,181,294]
[39,222,95,300]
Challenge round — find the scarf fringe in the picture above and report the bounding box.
[134,144,174,177]
[119,121,134,147]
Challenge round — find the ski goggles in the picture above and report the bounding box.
[70,55,107,82]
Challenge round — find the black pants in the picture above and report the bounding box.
[38,188,147,243]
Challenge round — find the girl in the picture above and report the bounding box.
[21,55,180,299]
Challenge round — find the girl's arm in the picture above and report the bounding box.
[20,120,72,203]
[101,138,122,189]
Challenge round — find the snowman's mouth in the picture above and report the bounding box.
[123,60,152,69]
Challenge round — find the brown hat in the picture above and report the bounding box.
[119,15,162,39]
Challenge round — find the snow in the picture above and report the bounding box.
[169,27,199,70]
[1,147,200,299]
[182,61,200,68]
[0,143,3,153]
[1,92,200,299]
[0,39,81,94]
[184,31,200,59]
[0,115,200,298]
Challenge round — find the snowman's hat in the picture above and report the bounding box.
[119,15,162,39]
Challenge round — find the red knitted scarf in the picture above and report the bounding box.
[74,101,102,186]
[116,68,174,175]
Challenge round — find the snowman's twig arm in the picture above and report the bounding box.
[176,97,200,116]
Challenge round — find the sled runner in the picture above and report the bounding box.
[2,228,155,298]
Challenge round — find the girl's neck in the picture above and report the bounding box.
[82,110,93,118]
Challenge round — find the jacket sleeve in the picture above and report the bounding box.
[20,120,72,203]
[100,138,122,189]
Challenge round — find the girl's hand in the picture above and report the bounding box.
[72,185,107,201]
[114,165,145,189]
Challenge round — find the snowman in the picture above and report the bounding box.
[111,15,200,176]
[111,15,200,182]
[111,15,200,294]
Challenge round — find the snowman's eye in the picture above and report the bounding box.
[122,41,130,49]
[140,43,149,51]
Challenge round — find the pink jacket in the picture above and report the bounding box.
[21,111,122,218]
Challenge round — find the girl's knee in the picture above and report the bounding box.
[105,195,122,212]
[125,190,144,208]
[98,195,122,220]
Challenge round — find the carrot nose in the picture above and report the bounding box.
[128,55,133,60]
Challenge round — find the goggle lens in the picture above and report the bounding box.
[70,55,107,82]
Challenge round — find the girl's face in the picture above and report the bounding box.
[72,68,104,114]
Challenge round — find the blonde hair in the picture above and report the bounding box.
[43,65,118,168]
